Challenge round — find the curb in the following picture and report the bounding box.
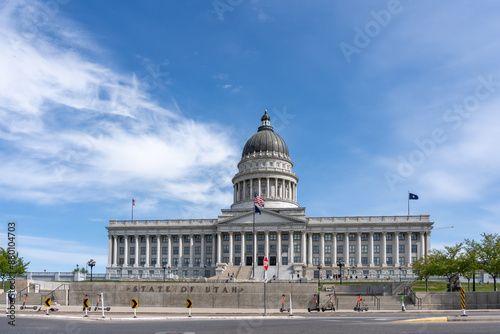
[397,317,448,323]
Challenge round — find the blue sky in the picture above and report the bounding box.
[1,0,500,273]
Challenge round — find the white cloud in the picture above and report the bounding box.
[0,0,239,208]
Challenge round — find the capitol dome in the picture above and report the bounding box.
[241,111,289,158]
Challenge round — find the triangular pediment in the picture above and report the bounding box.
[217,209,306,226]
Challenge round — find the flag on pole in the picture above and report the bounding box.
[409,193,419,200]
[132,198,136,206]
[254,193,265,214]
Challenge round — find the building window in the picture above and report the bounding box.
[235,234,241,241]
[258,234,265,241]
[130,258,135,265]
[184,258,190,266]
[183,246,189,255]
[312,246,319,254]
[141,247,146,255]
[151,258,157,265]
[312,234,320,241]
[161,237,168,243]
[130,247,135,255]
[140,237,146,243]
[361,245,368,253]
[294,256,300,263]
[270,234,277,241]
[361,257,368,265]
[162,258,167,265]
[399,257,405,265]
[206,235,213,242]
[119,237,124,243]
[399,233,405,241]
[195,246,201,254]
[349,257,355,265]
[312,257,319,265]
[162,247,168,255]
[194,235,201,243]
[182,236,189,243]
[363,270,369,276]
[119,247,124,255]
[411,233,418,240]
[386,245,392,253]
[172,258,178,266]
[337,234,344,241]
[349,234,355,241]
[223,245,229,253]
[294,234,301,240]
[195,258,201,266]
[206,246,212,254]
[223,257,229,263]
[412,245,417,253]
[246,234,253,241]
[282,257,288,265]
[349,245,355,254]
[412,257,417,262]
[337,245,343,254]
[151,247,157,255]
[234,257,241,266]
[361,234,368,241]
[374,257,380,265]
[173,247,179,255]
[193,270,199,276]
[325,245,331,254]
[206,258,212,265]
[282,245,288,253]
[282,233,289,240]
[130,236,135,243]
[182,270,188,277]
[246,245,253,253]
[325,234,332,241]
[152,237,157,243]
[373,233,380,241]
[270,245,276,253]
[388,270,394,275]
[223,234,230,241]
[386,233,393,241]
[172,236,179,243]
[325,257,332,265]
[258,245,264,253]
[294,244,300,253]
[235,245,241,253]
[387,257,392,265]
[373,245,380,253]
[399,245,405,254]
[119,258,124,265]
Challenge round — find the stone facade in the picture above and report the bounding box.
[106,112,434,280]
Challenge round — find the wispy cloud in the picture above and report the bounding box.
[0,1,239,210]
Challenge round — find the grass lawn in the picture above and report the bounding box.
[412,280,497,292]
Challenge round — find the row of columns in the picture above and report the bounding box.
[234,177,297,202]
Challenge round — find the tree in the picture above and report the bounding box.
[476,233,500,291]
[432,243,463,291]
[463,239,482,291]
[0,248,30,290]
[412,252,439,292]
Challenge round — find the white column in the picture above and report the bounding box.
[258,178,261,196]
[277,231,282,265]
[308,233,313,265]
[113,235,118,267]
[145,235,150,267]
[156,235,161,267]
[332,233,337,265]
[356,233,361,267]
[229,232,234,265]
[217,232,222,264]
[264,230,269,260]
[211,233,216,267]
[289,232,294,264]
[320,233,325,266]
[344,234,349,265]
[189,234,194,267]
[266,178,270,198]
[178,235,183,266]
[381,232,387,267]
[241,232,245,266]
[275,178,278,198]
[419,232,425,258]
[167,235,172,267]
[107,235,112,267]
[426,231,431,257]
[394,232,400,267]
[233,185,236,203]
[250,179,253,197]
[301,231,306,263]
[134,235,139,267]
[369,232,374,267]
[124,235,128,267]
[201,234,206,267]
[407,232,412,266]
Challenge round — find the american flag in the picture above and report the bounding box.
[132,198,136,206]
[254,193,265,208]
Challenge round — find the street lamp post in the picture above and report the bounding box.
[87,259,96,282]
[317,264,322,306]
[399,266,402,282]
[337,260,345,285]
[162,264,167,282]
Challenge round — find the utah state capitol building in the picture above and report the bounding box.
[106,111,433,280]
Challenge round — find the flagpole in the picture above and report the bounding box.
[252,204,255,279]
[407,191,410,216]
[132,198,134,222]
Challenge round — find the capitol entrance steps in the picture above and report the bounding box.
[329,294,417,311]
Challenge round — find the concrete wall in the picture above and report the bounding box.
[419,291,500,310]
[69,282,317,309]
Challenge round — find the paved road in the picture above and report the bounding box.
[2,312,500,334]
